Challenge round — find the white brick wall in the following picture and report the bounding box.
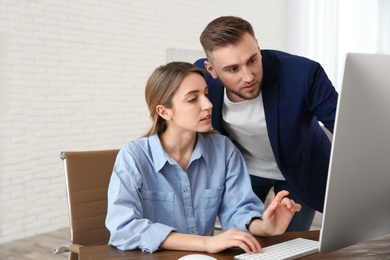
[0,0,287,243]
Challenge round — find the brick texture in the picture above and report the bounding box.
[0,0,287,243]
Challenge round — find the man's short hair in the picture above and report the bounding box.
[200,16,255,59]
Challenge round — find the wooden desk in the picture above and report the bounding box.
[79,230,390,259]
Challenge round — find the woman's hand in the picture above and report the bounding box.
[160,228,262,253]
[261,190,302,235]
[204,228,262,253]
[161,191,301,253]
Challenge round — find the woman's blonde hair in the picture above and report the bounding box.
[142,62,207,137]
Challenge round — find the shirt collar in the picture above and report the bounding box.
[149,134,169,172]
[149,133,211,172]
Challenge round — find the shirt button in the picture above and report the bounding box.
[153,192,157,196]
[183,188,188,192]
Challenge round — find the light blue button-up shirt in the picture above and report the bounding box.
[105,133,264,253]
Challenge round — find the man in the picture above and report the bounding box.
[195,16,338,231]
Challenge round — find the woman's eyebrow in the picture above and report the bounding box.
[184,86,208,97]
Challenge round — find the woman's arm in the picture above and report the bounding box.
[160,228,262,253]
[217,137,301,237]
[161,190,301,254]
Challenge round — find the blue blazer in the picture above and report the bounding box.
[194,50,338,212]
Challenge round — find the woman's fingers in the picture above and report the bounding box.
[274,190,290,202]
[230,228,262,252]
[275,190,302,212]
[212,228,262,253]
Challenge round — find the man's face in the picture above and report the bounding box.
[205,33,263,103]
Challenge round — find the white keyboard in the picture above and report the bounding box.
[234,238,319,260]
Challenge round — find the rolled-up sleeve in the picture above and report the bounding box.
[138,223,175,253]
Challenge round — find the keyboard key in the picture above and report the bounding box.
[234,237,319,260]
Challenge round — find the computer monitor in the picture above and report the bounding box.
[319,53,390,253]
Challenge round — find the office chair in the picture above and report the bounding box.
[53,149,119,260]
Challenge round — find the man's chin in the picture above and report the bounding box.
[240,89,261,100]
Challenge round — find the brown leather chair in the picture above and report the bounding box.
[54,149,119,260]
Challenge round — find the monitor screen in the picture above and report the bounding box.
[319,53,390,253]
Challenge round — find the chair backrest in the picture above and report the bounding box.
[61,149,119,247]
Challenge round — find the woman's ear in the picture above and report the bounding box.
[156,105,172,121]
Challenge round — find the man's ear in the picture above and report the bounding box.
[204,60,218,79]
[256,39,262,58]
[156,105,171,121]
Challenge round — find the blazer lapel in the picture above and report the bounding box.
[262,63,281,166]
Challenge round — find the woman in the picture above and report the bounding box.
[105,62,301,254]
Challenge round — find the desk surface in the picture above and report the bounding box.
[79,230,390,260]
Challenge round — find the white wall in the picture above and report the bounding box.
[287,0,390,91]
[0,0,288,243]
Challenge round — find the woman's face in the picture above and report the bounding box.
[166,73,213,134]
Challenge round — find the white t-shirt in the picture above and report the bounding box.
[222,89,285,180]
